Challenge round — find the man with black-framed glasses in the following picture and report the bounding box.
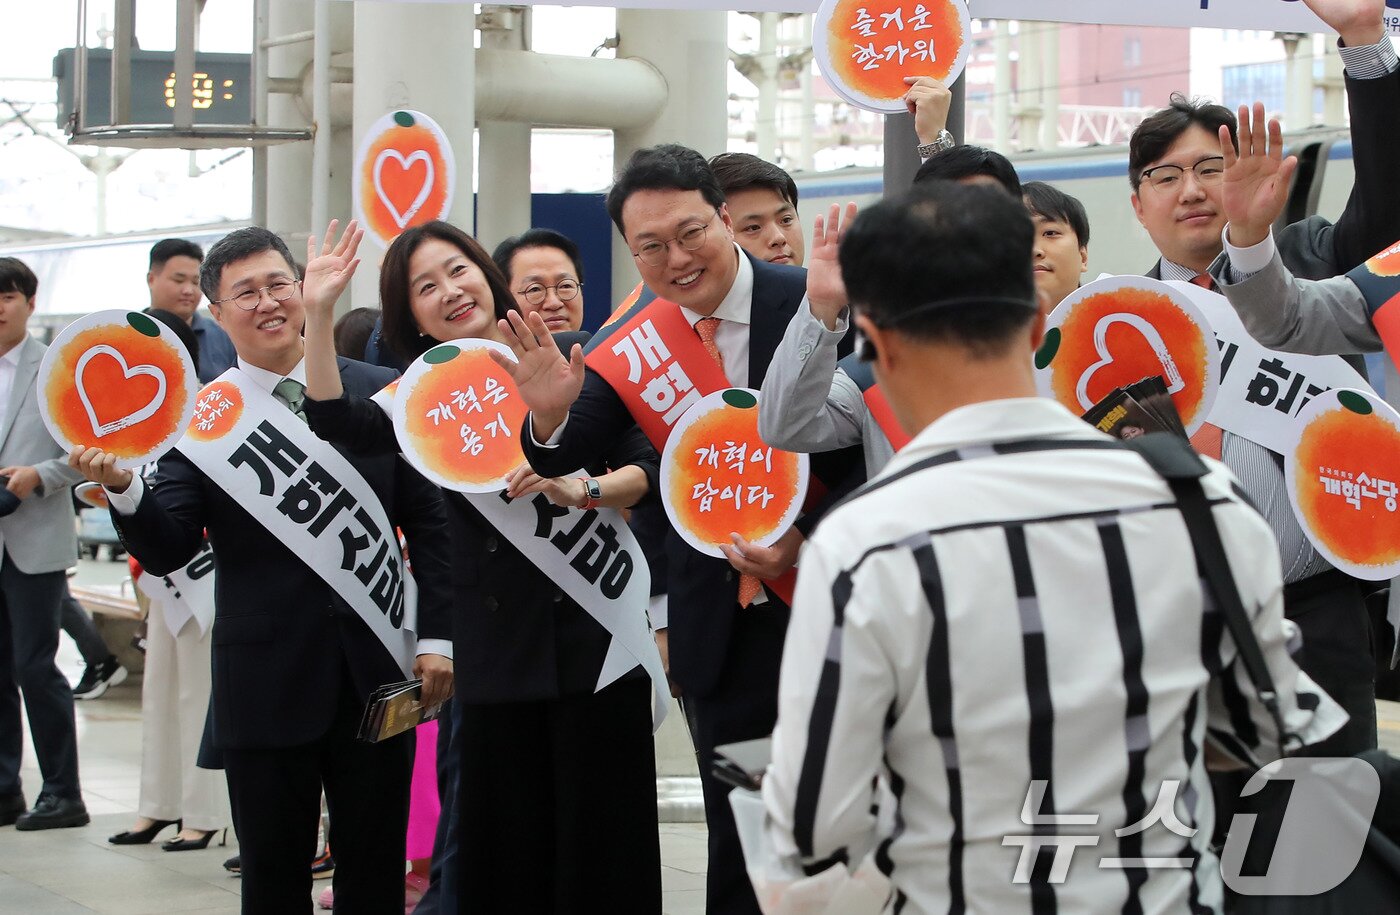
[1128,0,1400,761]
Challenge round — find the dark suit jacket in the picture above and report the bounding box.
[305,333,660,704]
[112,357,454,750]
[1152,63,1400,284]
[522,254,862,698]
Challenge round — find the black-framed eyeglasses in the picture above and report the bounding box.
[632,210,719,267]
[213,280,300,311]
[517,279,581,306]
[1139,156,1226,191]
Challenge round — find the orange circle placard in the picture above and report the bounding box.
[1287,388,1400,580]
[661,389,809,558]
[1365,240,1400,278]
[354,110,455,249]
[814,0,971,113]
[38,310,198,469]
[1035,276,1220,435]
[393,341,527,493]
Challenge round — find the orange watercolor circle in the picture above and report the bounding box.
[399,348,527,492]
[184,381,245,442]
[1292,402,1400,572]
[45,325,190,458]
[663,392,806,555]
[355,110,454,248]
[1366,241,1400,278]
[1049,286,1214,427]
[817,0,970,111]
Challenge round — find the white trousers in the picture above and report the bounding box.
[137,599,229,831]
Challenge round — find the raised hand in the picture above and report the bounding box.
[807,202,857,329]
[302,219,364,322]
[68,446,134,492]
[488,310,585,440]
[1300,0,1385,47]
[1221,103,1299,249]
[903,76,952,145]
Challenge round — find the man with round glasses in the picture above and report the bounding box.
[492,228,587,334]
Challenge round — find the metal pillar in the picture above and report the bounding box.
[755,12,780,161]
[1040,23,1060,151]
[477,5,533,252]
[612,9,727,304]
[993,21,1012,152]
[350,0,477,310]
[798,14,815,171]
[265,1,314,239]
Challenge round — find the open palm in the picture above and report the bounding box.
[1221,104,1298,247]
[489,310,585,422]
[302,219,363,320]
[806,202,857,326]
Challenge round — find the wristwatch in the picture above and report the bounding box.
[581,478,603,510]
[917,129,956,158]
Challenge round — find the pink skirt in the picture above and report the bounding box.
[405,720,441,861]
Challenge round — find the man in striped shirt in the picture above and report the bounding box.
[762,182,1346,914]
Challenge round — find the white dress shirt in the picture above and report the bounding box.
[0,336,28,434]
[677,244,754,389]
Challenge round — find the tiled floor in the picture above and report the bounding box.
[0,562,709,915]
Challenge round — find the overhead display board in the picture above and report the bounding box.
[332,0,1371,33]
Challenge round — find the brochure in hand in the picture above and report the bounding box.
[357,678,444,744]
[1082,375,1190,442]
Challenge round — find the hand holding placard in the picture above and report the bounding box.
[1221,103,1298,250]
[1300,0,1387,47]
[904,76,953,145]
[68,446,135,493]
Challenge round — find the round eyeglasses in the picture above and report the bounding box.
[632,210,719,267]
[213,280,300,311]
[517,279,581,307]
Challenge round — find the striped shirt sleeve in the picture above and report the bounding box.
[763,539,895,875]
[1337,38,1399,80]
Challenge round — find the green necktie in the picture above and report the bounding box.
[273,377,308,425]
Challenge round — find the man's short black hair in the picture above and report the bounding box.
[492,229,585,284]
[707,152,799,208]
[840,181,1037,357]
[605,144,727,237]
[1128,93,1238,191]
[200,227,296,302]
[1022,181,1091,248]
[913,146,1022,198]
[0,257,38,299]
[149,238,204,272]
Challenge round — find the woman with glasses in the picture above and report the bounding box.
[493,228,587,334]
[300,220,662,913]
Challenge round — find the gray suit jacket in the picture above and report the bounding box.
[0,336,82,574]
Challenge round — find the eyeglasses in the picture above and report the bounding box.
[1138,156,1226,192]
[212,280,300,311]
[631,210,719,267]
[517,279,581,307]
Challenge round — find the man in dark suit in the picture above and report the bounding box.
[501,145,859,915]
[72,226,454,914]
[1127,0,1400,758]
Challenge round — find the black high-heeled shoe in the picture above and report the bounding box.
[163,827,227,852]
[108,818,181,845]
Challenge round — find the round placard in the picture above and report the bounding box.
[1034,275,1221,436]
[813,0,972,113]
[1284,387,1400,581]
[74,482,111,510]
[353,109,456,249]
[37,310,199,470]
[660,388,809,559]
[391,340,528,493]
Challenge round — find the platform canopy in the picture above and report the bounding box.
[333,0,1340,33]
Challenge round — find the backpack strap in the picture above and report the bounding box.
[1123,433,1299,756]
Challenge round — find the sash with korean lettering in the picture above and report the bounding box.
[583,287,730,451]
[372,359,668,731]
[177,369,415,677]
[836,351,912,452]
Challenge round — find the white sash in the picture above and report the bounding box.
[179,369,415,676]
[372,387,669,730]
[137,540,216,639]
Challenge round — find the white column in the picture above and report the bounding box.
[611,9,727,305]
[477,5,533,253]
[993,21,1011,153]
[265,1,313,240]
[755,12,780,162]
[350,1,477,310]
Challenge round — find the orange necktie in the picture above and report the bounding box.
[695,317,763,609]
[1191,273,1216,291]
